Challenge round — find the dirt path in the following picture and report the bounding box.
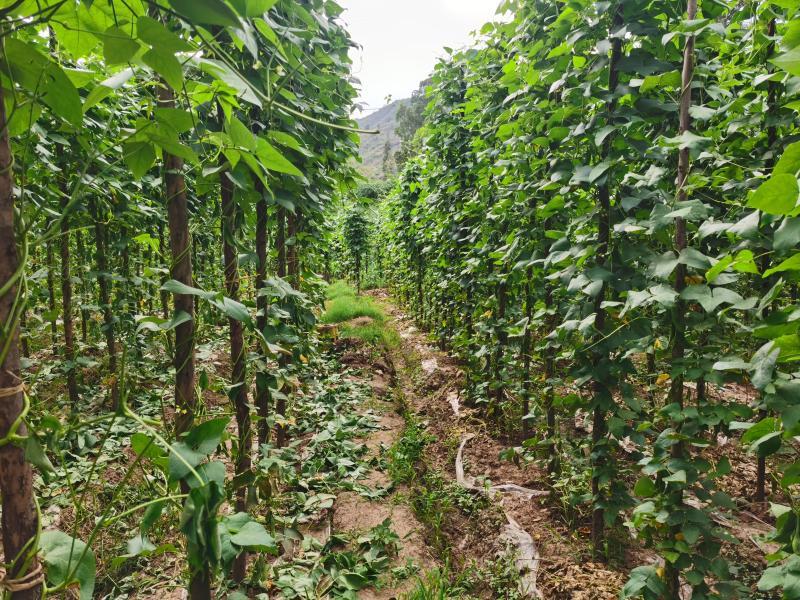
[362,291,778,600]
[372,292,629,599]
[330,337,437,599]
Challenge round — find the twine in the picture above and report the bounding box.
[0,383,23,399]
[0,564,44,592]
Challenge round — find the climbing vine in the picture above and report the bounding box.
[384,0,800,597]
[0,0,362,597]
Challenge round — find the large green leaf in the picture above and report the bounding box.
[101,26,141,65]
[40,531,96,600]
[142,48,184,91]
[255,138,303,177]
[123,141,156,179]
[747,174,799,215]
[765,253,800,278]
[3,39,82,126]
[169,0,240,27]
[773,47,800,77]
[137,16,193,53]
[196,58,262,106]
[169,418,229,480]
[775,142,800,176]
[226,516,277,552]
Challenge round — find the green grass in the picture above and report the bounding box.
[388,413,433,484]
[323,281,401,349]
[340,322,401,348]
[401,558,523,600]
[326,279,357,301]
[322,296,384,324]
[322,281,384,324]
[402,568,465,599]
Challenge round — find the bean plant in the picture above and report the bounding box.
[383,1,800,597]
[0,0,363,597]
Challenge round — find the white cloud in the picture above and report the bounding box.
[441,0,498,20]
[338,0,499,116]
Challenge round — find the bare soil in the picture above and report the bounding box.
[368,290,779,599]
[328,337,437,599]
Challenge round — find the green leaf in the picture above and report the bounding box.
[186,417,230,454]
[750,431,783,458]
[339,572,369,591]
[228,519,277,552]
[137,311,193,334]
[751,342,780,389]
[589,161,611,183]
[228,115,257,151]
[712,357,750,371]
[773,47,800,76]
[662,130,710,151]
[169,0,240,27]
[154,108,194,133]
[634,476,657,498]
[168,418,229,481]
[775,218,800,253]
[622,566,666,599]
[255,138,303,177]
[732,249,759,274]
[775,142,800,176]
[212,296,252,325]
[267,130,302,151]
[650,252,679,278]
[126,534,156,556]
[774,334,800,363]
[3,39,83,126]
[137,16,193,53]
[143,48,184,91]
[84,68,135,112]
[765,253,800,278]
[141,500,166,534]
[131,433,163,459]
[146,128,198,164]
[682,524,701,545]
[24,435,54,473]
[664,470,686,483]
[161,280,215,299]
[40,531,96,600]
[742,417,778,445]
[243,0,278,16]
[4,97,41,135]
[123,141,156,179]
[102,26,141,65]
[747,174,799,215]
[706,255,733,283]
[758,563,788,592]
[196,58,262,106]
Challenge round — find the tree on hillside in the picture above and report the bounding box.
[394,79,430,169]
[381,140,394,178]
[343,206,371,294]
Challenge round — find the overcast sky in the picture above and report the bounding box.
[338,0,501,116]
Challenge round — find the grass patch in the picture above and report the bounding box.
[401,567,466,599]
[341,322,401,349]
[401,558,523,600]
[323,281,401,349]
[322,296,384,324]
[322,281,384,324]
[326,279,357,301]
[388,413,433,484]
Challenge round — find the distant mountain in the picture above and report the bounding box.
[356,99,407,180]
